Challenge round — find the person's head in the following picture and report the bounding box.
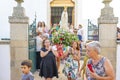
[86,41,101,57]
[78,24,82,29]
[64,6,67,12]
[21,60,32,74]
[52,29,57,34]
[71,41,80,50]
[42,34,48,40]
[84,40,93,48]
[37,21,42,27]
[42,39,51,48]
[37,32,42,36]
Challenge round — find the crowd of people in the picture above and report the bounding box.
[20,21,115,80]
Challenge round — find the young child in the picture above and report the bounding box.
[21,60,34,80]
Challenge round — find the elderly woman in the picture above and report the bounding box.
[85,41,115,80]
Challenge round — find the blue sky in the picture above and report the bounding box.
[0,0,120,39]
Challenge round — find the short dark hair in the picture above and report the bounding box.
[21,60,32,68]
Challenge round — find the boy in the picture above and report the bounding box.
[21,60,34,80]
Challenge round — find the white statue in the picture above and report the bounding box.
[60,7,69,31]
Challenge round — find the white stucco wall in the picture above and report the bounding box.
[36,0,48,25]
[0,44,10,80]
[76,0,82,25]
[116,43,120,80]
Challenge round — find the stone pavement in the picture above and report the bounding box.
[34,61,83,80]
[34,71,67,80]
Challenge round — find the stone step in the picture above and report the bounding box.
[80,48,86,60]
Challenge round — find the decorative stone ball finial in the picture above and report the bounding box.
[15,0,24,3]
[15,0,24,6]
[103,0,112,7]
[103,0,112,3]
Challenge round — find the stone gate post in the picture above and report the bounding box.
[8,1,29,80]
[98,0,118,71]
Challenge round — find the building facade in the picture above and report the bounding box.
[38,0,82,28]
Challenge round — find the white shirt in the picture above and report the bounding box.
[37,27,43,33]
[77,28,83,35]
[36,36,43,51]
[52,45,57,51]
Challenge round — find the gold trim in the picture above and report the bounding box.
[50,0,75,7]
[72,7,75,26]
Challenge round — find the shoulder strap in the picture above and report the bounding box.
[100,57,106,64]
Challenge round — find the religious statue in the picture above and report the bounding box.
[59,6,69,31]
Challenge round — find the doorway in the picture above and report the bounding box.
[51,7,74,26]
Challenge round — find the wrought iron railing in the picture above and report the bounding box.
[88,19,99,41]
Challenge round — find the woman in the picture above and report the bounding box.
[42,21,48,33]
[86,41,115,80]
[39,39,58,80]
[36,21,43,34]
[63,41,81,80]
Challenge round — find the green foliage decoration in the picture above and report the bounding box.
[51,29,79,46]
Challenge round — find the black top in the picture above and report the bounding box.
[39,47,58,78]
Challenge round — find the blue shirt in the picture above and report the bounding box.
[21,72,34,80]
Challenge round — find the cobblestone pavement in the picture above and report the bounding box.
[34,72,82,80]
[34,71,67,80]
[34,61,83,80]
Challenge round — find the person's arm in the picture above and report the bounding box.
[80,57,87,72]
[90,58,115,80]
[52,49,59,57]
[72,50,81,71]
[51,45,58,57]
[117,33,120,39]
[62,47,70,58]
[40,48,50,57]
[77,51,81,71]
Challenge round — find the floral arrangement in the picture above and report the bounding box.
[51,29,79,47]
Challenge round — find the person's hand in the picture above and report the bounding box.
[77,71,81,77]
[73,55,77,59]
[89,69,99,79]
[78,69,81,77]
[79,68,81,74]
[73,55,79,61]
[48,46,52,51]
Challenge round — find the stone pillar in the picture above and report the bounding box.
[9,1,29,80]
[98,0,118,71]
